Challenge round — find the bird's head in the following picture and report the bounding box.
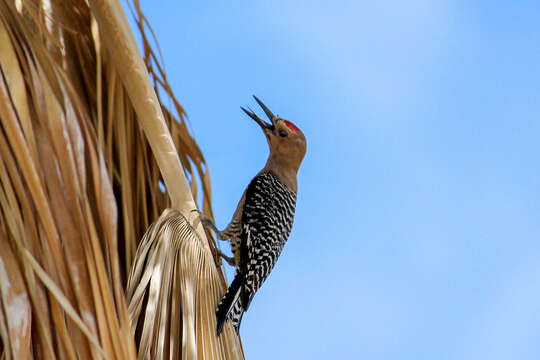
[242,96,306,173]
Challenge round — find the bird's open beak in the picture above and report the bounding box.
[241,96,276,131]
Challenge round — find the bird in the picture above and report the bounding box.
[200,96,307,335]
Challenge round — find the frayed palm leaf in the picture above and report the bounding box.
[0,0,240,358]
[127,209,243,359]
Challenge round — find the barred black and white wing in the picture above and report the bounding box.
[216,171,297,334]
[241,172,296,304]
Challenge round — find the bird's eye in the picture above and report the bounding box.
[279,130,288,137]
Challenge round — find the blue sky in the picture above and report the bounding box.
[129,1,540,358]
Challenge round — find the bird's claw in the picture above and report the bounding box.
[192,209,218,231]
[217,249,236,267]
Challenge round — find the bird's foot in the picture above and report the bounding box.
[193,209,221,234]
[217,249,236,267]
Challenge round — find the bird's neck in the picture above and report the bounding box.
[262,155,298,193]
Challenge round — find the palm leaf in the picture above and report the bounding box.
[0,0,242,358]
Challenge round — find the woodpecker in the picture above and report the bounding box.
[201,96,306,335]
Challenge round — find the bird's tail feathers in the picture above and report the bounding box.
[216,274,244,335]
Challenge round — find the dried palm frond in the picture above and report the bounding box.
[126,209,243,359]
[0,0,242,358]
[0,2,135,357]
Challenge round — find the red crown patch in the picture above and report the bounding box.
[284,120,301,134]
